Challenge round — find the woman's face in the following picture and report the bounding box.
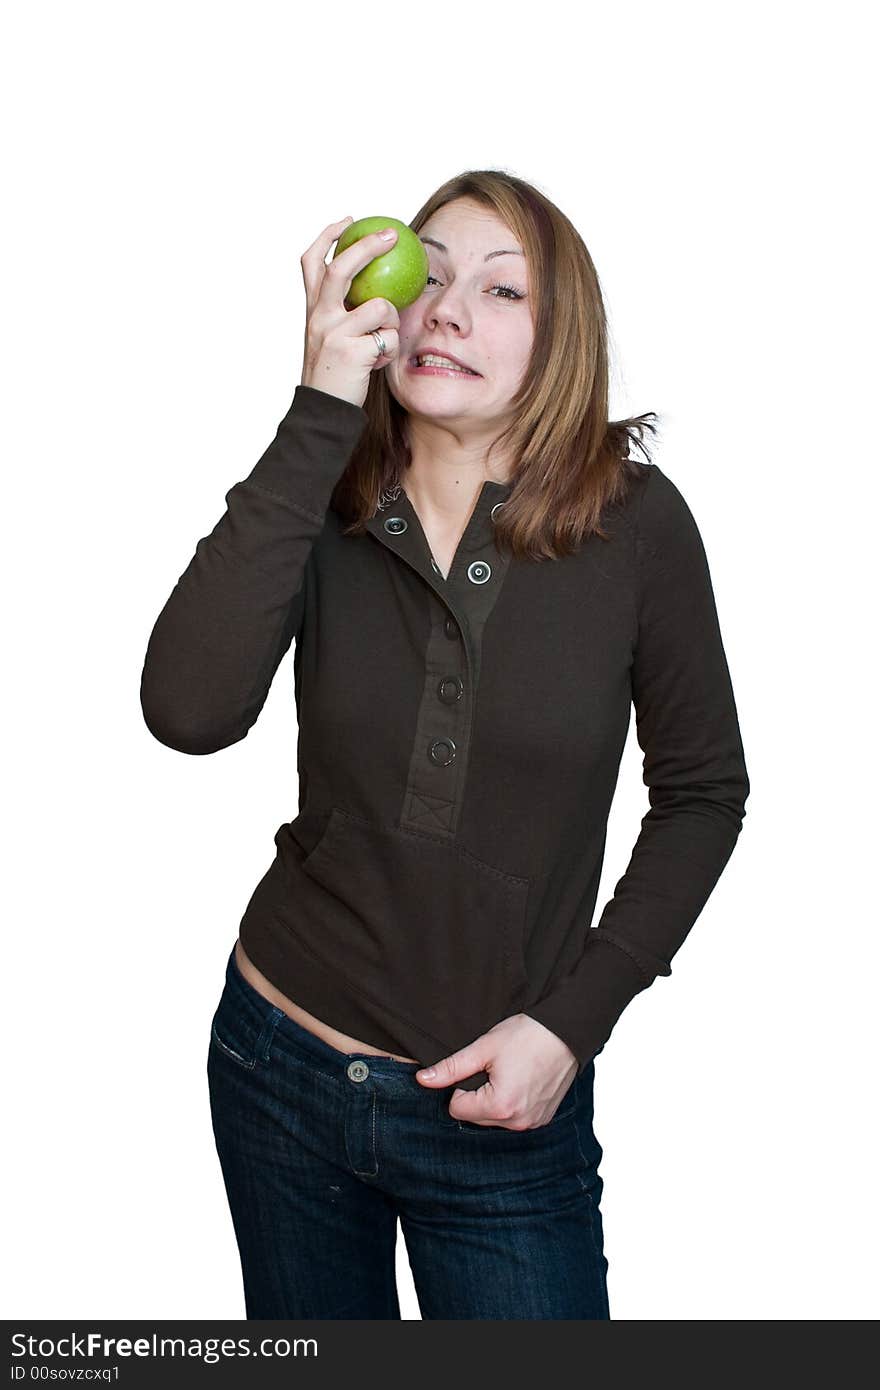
[384,198,535,434]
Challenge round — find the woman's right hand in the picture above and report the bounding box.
[300,218,402,409]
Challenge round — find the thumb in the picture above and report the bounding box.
[416,1044,486,1087]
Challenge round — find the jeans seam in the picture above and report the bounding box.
[572,1108,607,1292]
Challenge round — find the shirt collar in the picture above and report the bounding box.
[363,478,512,582]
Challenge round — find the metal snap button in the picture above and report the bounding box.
[467,560,492,584]
[383,517,407,534]
[347,1059,370,1082]
[428,737,456,766]
[437,676,463,704]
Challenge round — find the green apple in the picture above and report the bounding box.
[333,216,428,311]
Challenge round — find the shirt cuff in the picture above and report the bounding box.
[522,935,652,1073]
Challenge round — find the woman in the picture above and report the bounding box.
[140,169,750,1319]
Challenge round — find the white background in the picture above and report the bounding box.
[3,0,876,1321]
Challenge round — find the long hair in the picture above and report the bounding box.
[330,169,659,559]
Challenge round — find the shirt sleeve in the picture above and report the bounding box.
[523,463,751,1072]
[139,385,368,755]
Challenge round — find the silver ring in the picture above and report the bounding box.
[370,330,387,358]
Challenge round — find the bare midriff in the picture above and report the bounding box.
[234,938,421,1063]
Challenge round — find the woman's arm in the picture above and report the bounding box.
[139,385,367,755]
[524,464,751,1071]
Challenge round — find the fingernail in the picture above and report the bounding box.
[418,1067,436,1079]
[379,228,397,241]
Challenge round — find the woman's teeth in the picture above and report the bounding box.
[415,355,477,373]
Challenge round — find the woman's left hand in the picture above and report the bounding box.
[415,1014,580,1129]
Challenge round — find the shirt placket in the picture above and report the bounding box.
[363,482,512,838]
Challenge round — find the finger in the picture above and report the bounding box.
[446,1080,507,1127]
[300,216,353,305]
[416,1043,486,1087]
[369,328,399,370]
[341,305,400,366]
[336,302,399,369]
[302,216,353,263]
[343,299,400,340]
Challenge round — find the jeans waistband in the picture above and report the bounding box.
[225,941,427,1082]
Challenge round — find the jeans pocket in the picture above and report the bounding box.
[436,1071,580,1134]
[209,985,284,1072]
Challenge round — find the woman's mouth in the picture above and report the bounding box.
[407,354,481,378]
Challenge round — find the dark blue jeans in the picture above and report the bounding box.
[207,942,610,1319]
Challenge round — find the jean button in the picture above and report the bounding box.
[347,1060,370,1082]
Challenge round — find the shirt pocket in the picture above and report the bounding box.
[297,805,531,1049]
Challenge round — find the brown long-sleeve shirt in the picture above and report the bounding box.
[140,385,750,1090]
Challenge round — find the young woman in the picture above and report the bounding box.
[140,169,750,1319]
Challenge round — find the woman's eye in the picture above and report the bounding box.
[491,282,525,301]
[425,275,524,301]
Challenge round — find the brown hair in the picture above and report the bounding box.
[331,169,659,559]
